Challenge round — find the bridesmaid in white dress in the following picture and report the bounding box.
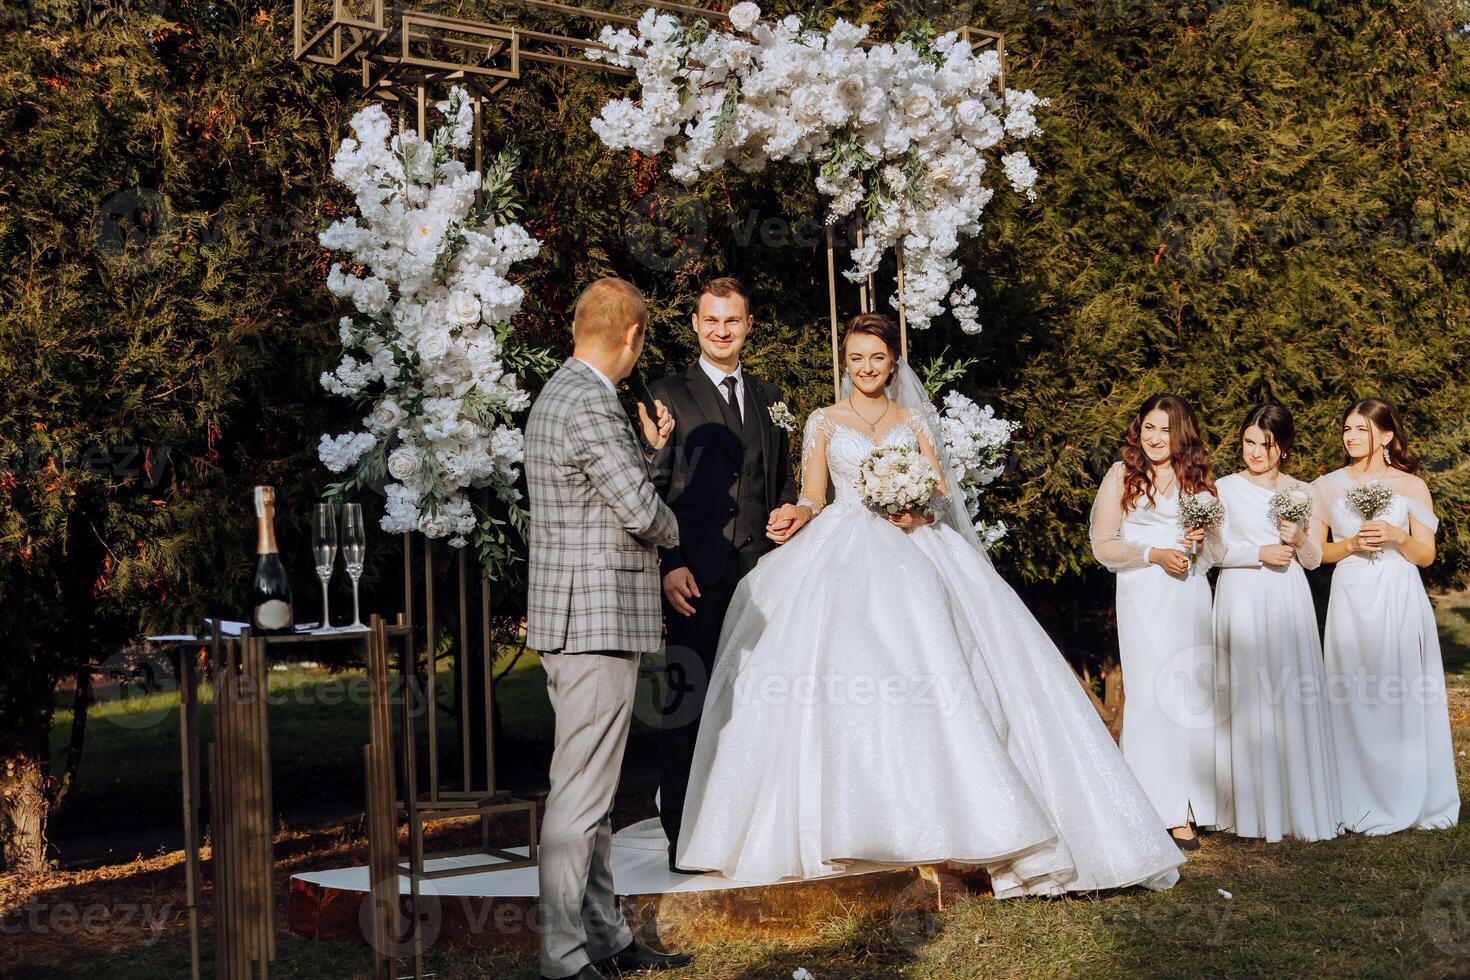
[1314,398,1459,835]
[1090,394,1224,850]
[1213,404,1341,842]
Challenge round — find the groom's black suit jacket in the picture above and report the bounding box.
[649,364,799,588]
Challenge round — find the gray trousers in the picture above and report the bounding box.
[537,650,639,978]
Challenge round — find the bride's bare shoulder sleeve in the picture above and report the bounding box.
[1090,461,1149,572]
[798,408,834,515]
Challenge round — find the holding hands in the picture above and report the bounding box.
[766,503,811,544]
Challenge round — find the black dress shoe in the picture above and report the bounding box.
[667,853,701,875]
[540,964,605,980]
[595,940,693,973]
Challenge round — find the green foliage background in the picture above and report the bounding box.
[1,0,1468,851]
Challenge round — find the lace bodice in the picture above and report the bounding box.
[800,408,931,512]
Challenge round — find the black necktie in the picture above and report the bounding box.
[721,376,742,424]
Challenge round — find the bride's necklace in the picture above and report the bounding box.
[847,395,891,433]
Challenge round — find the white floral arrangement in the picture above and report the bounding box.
[767,400,796,432]
[1177,490,1225,569]
[315,87,545,556]
[1345,478,1395,563]
[935,390,1017,547]
[586,6,1048,333]
[1267,485,1313,529]
[858,445,940,516]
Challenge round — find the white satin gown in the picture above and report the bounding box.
[1315,468,1459,835]
[674,410,1183,896]
[1212,472,1341,841]
[1090,462,1221,831]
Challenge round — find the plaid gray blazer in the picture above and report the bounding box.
[524,358,679,654]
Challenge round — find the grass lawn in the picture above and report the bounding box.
[6,593,1470,979]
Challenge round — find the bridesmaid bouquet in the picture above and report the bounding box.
[858,446,941,517]
[1346,479,1395,562]
[1267,486,1314,534]
[1177,491,1225,569]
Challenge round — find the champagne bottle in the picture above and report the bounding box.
[251,486,294,634]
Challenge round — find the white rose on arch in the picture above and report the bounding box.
[728,2,760,32]
[446,289,481,326]
[387,446,421,482]
[368,398,405,433]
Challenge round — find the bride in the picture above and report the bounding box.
[670,313,1185,897]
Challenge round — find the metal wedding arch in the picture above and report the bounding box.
[293,0,1007,392]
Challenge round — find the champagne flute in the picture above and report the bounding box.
[312,503,338,633]
[342,503,367,630]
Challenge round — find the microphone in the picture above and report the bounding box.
[628,367,659,421]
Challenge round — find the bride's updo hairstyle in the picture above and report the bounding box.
[840,312,901,387]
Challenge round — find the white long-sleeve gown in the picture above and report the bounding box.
[674,410,1183,896]
[1089,462,1222,830]
[1315,468,1459,835]
[1212,472,1341,842]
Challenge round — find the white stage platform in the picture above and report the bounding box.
[288,819,992,951]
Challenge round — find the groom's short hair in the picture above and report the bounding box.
[573,277,647,348]
[696,276,751,317]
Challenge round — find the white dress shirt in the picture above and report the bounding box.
[574,357,618,396]
[699,357,745,418]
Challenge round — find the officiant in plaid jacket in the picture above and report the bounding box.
[523,277,689,980]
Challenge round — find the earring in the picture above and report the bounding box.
[1382,446,1391,465]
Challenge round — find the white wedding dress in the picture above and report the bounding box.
[673,383,1183,897]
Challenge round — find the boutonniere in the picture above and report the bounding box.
[768,401,796,433]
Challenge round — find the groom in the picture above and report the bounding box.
[525,277,691,980]
[649,276,808,870]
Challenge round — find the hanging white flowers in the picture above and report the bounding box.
[316,87,543,552]
[937,390,1019,547]
[587,6,1048,333]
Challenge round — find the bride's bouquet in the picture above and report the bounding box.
[858,446,941,516]
[1346,479,1395,562]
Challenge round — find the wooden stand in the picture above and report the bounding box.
[171,528,536,980]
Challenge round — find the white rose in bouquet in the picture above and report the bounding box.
[858,445,940,516]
